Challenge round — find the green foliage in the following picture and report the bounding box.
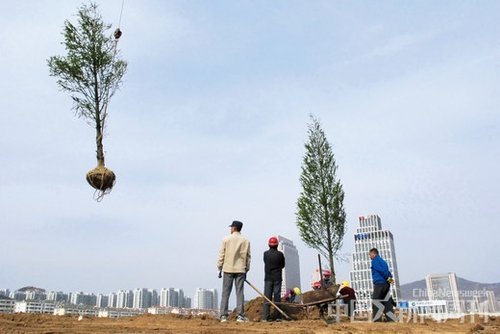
[47,2,127,127]
[296,116,346,283]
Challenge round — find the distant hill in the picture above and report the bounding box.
[400,277,500,301]
[16,286,45,293]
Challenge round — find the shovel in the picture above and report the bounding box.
[245,279,291,320]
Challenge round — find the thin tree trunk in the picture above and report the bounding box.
[93,64,105,167]
[329,253,336,284]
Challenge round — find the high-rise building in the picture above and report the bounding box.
[69,292,97,306]
[350,215,401,312]
[277,235,301,297]
[184,296,192,309]
[116,290,133,308]
[96,294,109,308]
[150,289,159,307]
[193,288,218,310]
[485,291,497,313]
[0,289,10,298]
[175,289,184,308]
[108,293,117,308]
[132,288,153,309]
[426,273,462,314]
[160,288,179,307]
[46,291,68,303]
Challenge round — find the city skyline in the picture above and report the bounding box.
[1,0,499,298]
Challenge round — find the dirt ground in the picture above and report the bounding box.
[0,313,498,334]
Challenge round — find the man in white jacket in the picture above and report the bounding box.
[217,220,251,322]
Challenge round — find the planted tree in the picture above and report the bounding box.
[296,116,346,284]
[48,2,127,199]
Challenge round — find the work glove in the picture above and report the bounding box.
[218,271,222,279]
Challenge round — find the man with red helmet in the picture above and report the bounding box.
[322,269,333,289]
[262,236,285,322]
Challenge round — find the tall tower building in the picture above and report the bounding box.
[277,235,301,297]
[193,288,218,310]
[350,215,401,312]
[132,288,152,309]
[96,294,109,308]
[160,288,181,307]
[108,292,117,308]
[426,273,462,314]
[175,289,184,308]
[116,290,133,308]
[485,291,497,313]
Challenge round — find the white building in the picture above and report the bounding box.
[0,299,15,313]
[14,301,55,314]
[132,288,153,309]
[98,307,145,318]
[160,288,176,307]
[193,288,218,310]
[107,292,117,308]
[46,291,68,302]
[426,272,462,315]
[160,288,187,308]
[53,305,99,317]
[116,290,133,308]
[350,215,401,312]
[277,235,301,297]
[485,291,497,313]
[96,294,109,308]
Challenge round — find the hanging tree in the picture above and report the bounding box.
[48,2,127,200]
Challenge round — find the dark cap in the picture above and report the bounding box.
[229,220,243,229]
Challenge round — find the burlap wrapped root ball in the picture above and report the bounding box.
[86,165,116,191]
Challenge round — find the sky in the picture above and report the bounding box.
[0,0,499,301]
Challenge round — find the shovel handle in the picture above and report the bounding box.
[245,279,291,320]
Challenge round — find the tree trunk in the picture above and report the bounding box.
[329,253,336,284]
[93,65,105,167]
[95,121,105,167]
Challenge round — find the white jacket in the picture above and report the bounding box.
[217,232,251,273]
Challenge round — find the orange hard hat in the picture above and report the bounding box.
[268,236,279,247]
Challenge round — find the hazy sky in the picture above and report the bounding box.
[1,0,499,300]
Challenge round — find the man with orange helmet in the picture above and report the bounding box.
[262,236,285,322]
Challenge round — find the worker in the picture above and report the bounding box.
[262,236,285,322]
[312,281,322,290]
[217,220,251,323]
[283,287,301,303]
[369,248,396,322]
[322,269,333,288]
[338,281,357,317]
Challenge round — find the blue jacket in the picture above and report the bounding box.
[371,255,392,284]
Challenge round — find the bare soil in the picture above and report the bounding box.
[0,313,498,334]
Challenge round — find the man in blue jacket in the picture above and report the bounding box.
[370,248,396,322]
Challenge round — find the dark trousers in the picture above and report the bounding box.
[220,273,245,317]
[372,283,395,321]
[344,299,356,317]
[262,280,282,320]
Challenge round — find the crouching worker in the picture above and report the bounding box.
[262,236,285,322]
[338,281,357,317]
[283,287,301,303]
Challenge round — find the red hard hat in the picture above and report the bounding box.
[268,236,279,246]
[323,269,331,277]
